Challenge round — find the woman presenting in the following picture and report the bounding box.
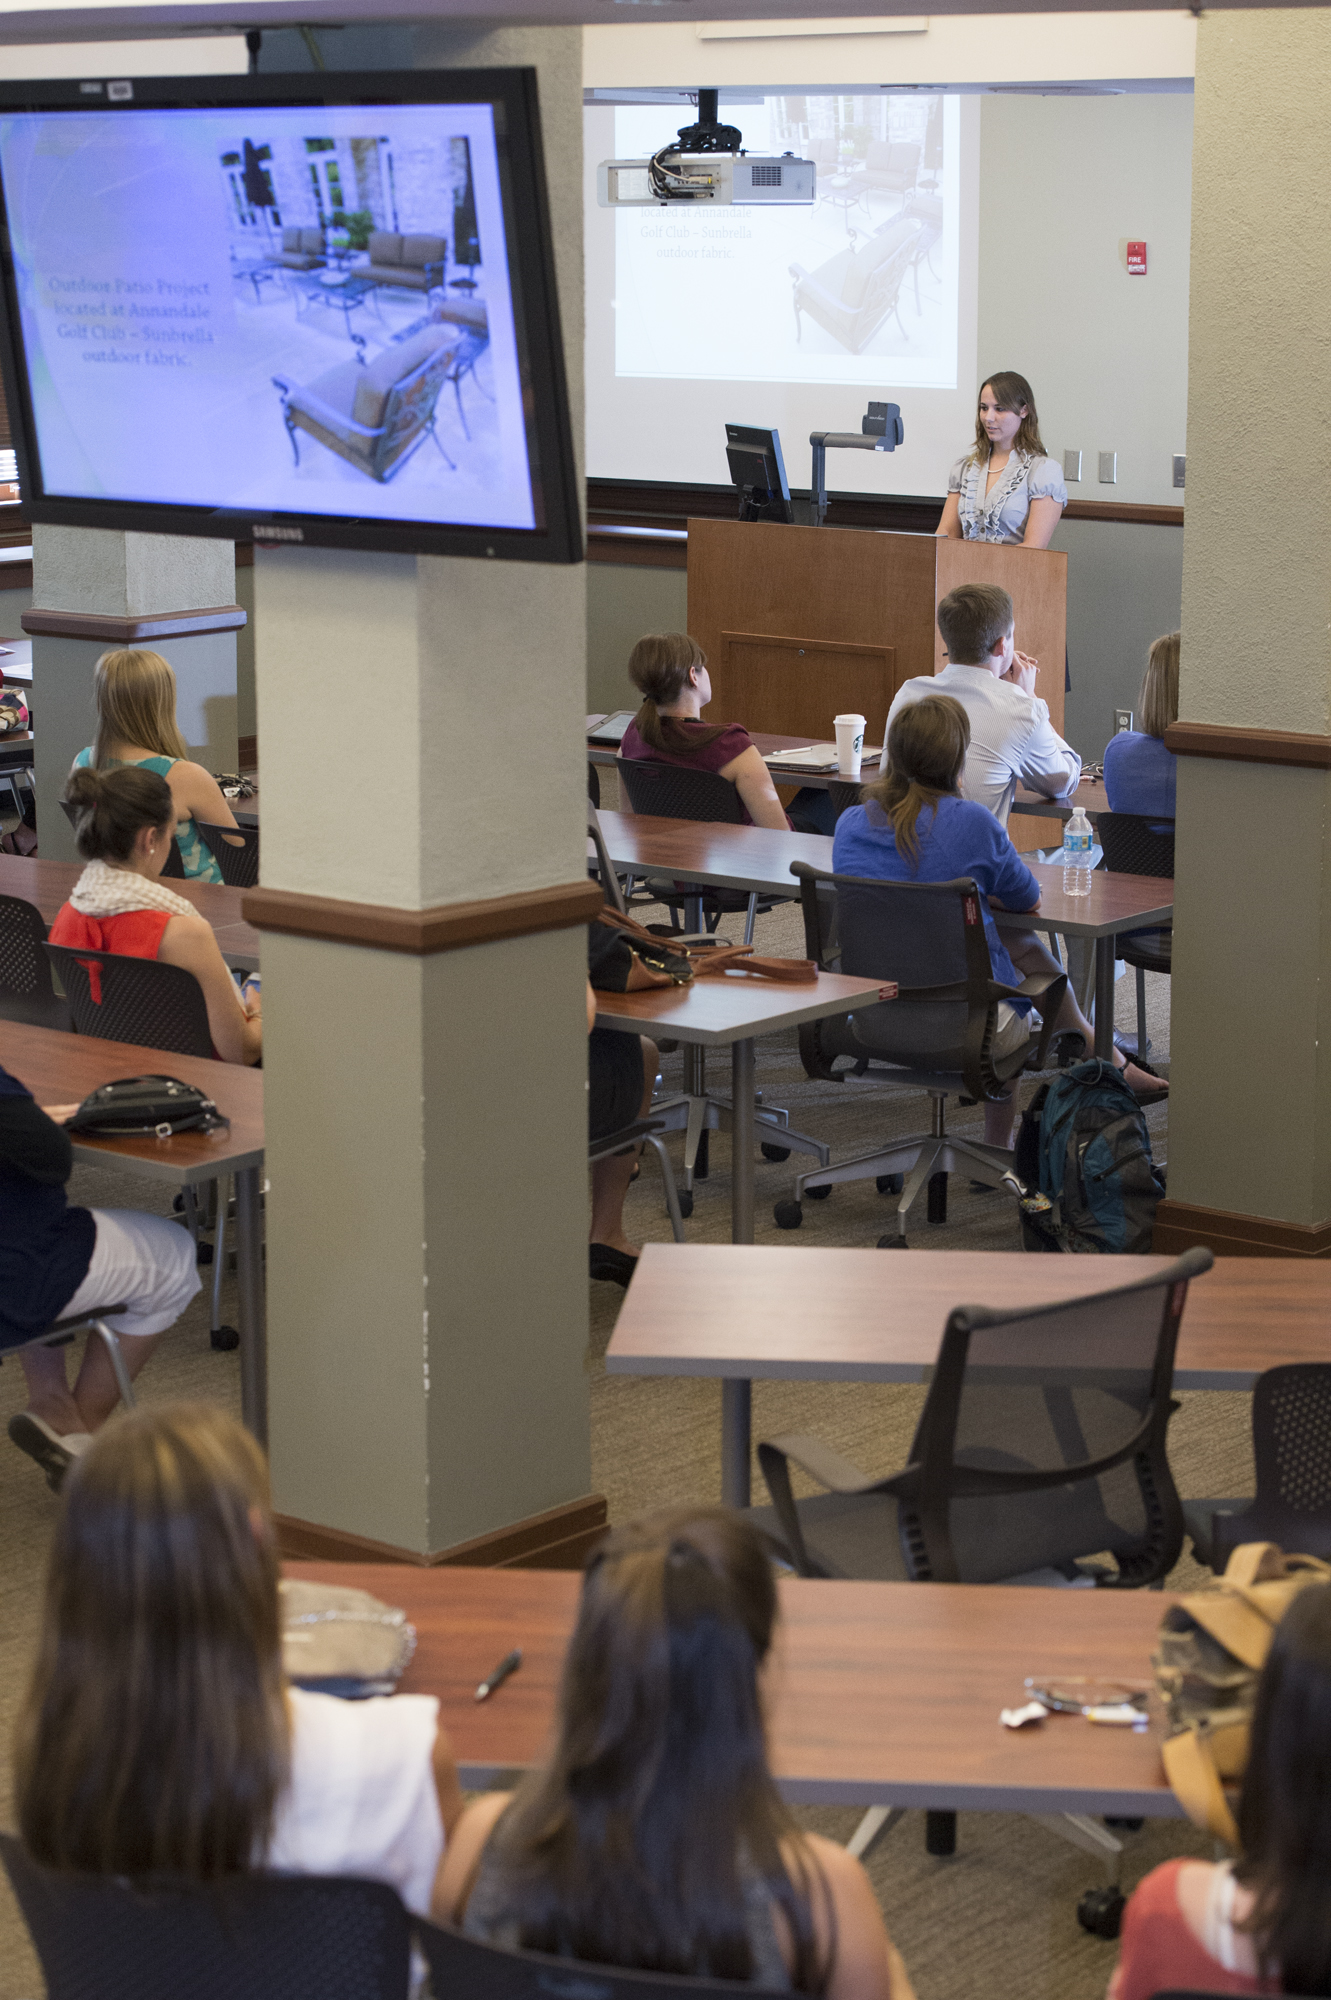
[936,372,1066,548]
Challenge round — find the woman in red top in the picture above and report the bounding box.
[50,767,261,1067]
[619,633,833,835]
[1109,1582,1331,2000]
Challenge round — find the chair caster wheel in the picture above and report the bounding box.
[195,1241,214,1266]
[876,1174,904,1195]
[1077,1886,1125,1940]
[774,1200,803,1230]
[761,1142,791,1162]
[806,1183,832,1201]
[877,1235,909,1249]
[678,1191,694,1220]
[210,1325,240,1353]
[925,1811,956,1857]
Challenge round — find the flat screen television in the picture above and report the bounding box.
[0,68,582,562]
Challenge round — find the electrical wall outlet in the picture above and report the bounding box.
[1063,449,1082,482]
[1173,454,1186,489]
[1114,709,1134,735]
[1098,452,1117,484]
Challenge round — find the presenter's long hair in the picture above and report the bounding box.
[481,1507,832,1991]
[1138,631,1180,739]
[864,694,969,868]
[972,371,1046,460]
[627,633,729,756]
[1235,1582,1331,1993]
[14,1404,290,1880]
[92,647,190,768]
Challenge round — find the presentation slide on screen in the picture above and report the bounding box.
[584,95,979,495]
[0,102,536,529]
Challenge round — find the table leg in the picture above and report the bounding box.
[1094,937,1116,1060]
[235,1164,267,1446]
[722,1379,752,1510]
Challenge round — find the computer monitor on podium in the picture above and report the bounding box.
[724,423,792,524]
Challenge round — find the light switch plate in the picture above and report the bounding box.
[1098,452,1117,484]
[1173,454,1186,489]
[1114,709,1134,735]
[1063,449,1082,482]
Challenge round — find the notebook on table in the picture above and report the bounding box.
[587,710,638,747]
[765,742,882,774]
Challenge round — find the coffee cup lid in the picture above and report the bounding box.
[833,713,866,725]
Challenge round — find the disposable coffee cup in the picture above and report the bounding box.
[834,713,866,779]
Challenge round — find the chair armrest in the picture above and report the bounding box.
[758,1433,908,1579]
[791,272,849,318]
[789,262,811,281]
[1010,966,1069,1072]
[273,377,385,442]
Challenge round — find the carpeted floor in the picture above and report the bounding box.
[0,838,1241,2000]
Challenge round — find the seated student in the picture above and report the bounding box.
[619,632,833,836]
[0,673,37,854]
[14,1404,462,1907]
[1109,1581,1331,2000]
[435,1505,915,2000]
[1103,631,1179,819]
[834,696,1166,1149]
[71,646,242,884]
[883,584,1080,827]
[587,921,659,1288]
[0,1066,200,1487]
[50,766,262,1066]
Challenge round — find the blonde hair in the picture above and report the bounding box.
[15,1404,288,1880]
[862,695,970,867]
[1138,631,1180,740]
[971,371,1046,462]
[92,648,189,768]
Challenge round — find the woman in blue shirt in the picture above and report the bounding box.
[1103,632,1179,818]
[833,695,1166,1148]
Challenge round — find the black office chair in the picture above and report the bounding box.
[0,1835,411,2000]
[198,819,260,889]
[44,942,213,1057]
[772,860,1067,1242]
[614,757,789,946]
[1185,1364,1331,1571]
[58,796,187,878]
[0,893,71,1029]
[2,1304,134,1490]
[589,1117,686,1244]
[755,1246,1212,1894]
[416,1915,788,2000]
[1096,811,1174,1061]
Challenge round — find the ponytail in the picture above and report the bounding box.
[64,765,174,864]
[627,632,730,757]
[862,695,970,868]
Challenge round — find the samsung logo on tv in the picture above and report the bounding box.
[253,524,303,542]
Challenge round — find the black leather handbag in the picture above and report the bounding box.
[66,1075,230,1138]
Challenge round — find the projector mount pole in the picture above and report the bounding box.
[808,403,904,526]
[674,89,744,155]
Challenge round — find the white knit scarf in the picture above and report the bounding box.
[69,859,196,920]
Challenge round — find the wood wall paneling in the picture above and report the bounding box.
[722,632,896,746]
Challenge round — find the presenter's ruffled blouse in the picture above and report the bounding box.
[947,449,1067,544]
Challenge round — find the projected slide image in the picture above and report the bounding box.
[614,95,959,389]
[0,103,535,529]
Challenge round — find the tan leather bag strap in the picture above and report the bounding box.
[1224,1543,1287,1590]
[595,907,818,984]
[1161,1728,1241,1849]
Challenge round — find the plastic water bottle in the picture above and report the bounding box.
[1061,807,1094,897]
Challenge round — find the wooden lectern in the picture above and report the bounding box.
[686,518,1068,849]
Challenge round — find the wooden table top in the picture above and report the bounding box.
[594,969,894,1048]
[286,1560,1182,1816]
[992,860,1172,940]
[606,1244,1330,1393]
[0,853,261,964]
[0,1018,263,1185]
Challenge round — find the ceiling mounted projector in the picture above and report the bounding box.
[598,89,815,208]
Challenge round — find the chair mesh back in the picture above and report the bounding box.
[835,876,975,1063]
[1096,812,1175,878]
[0,1838,411,2000]
[615,758,748,825]
[44,945,213,1057]
[198,821,260,888]
[0,895,70,1029]
[915,1281,1176,1583]
[415,1917,789,2000]
[1257,1366,1331,1515]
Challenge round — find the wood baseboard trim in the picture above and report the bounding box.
[22,604,248,642]
[1153,1198,1331,1259]
[242,877,603,954]
[274,1494,608,1570]
[1164,721,1331,771]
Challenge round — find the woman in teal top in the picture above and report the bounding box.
[71,648,242,885]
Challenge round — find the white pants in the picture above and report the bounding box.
[56,1209,201,1344]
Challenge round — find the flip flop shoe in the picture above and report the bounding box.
[8,1413,93,1492]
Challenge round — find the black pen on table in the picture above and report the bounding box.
[475,1647,522,1702]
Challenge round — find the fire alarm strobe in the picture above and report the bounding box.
[1127,241,1147,276]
